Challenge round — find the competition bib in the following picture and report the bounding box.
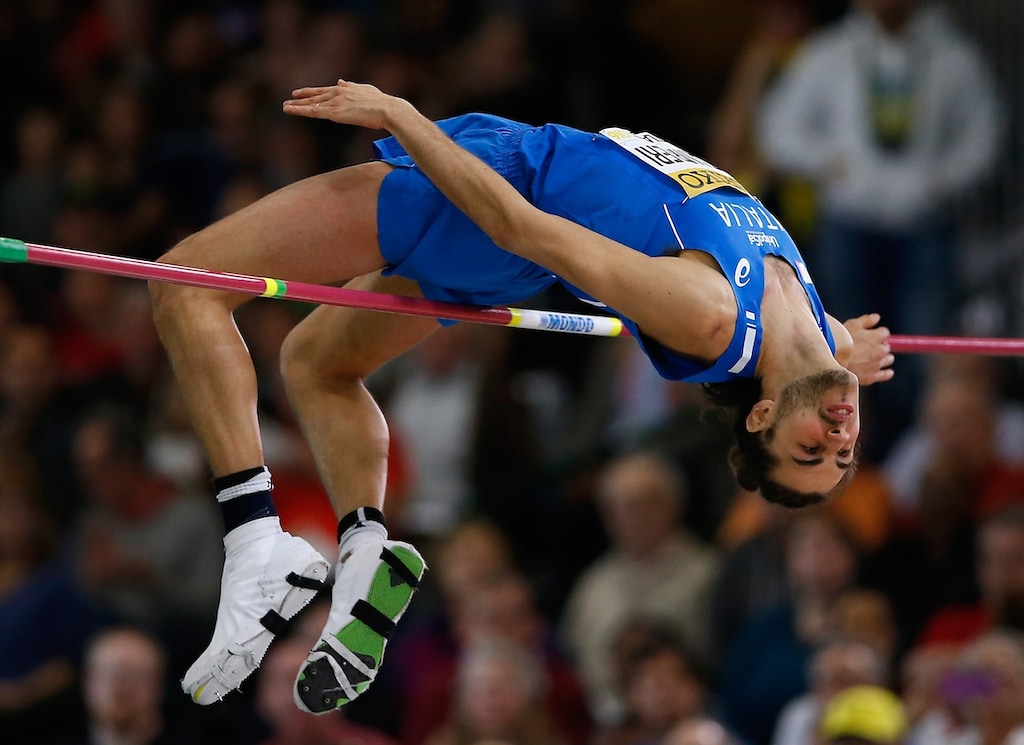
[600,127,750,199]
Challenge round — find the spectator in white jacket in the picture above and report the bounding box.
[757,0,1003,454]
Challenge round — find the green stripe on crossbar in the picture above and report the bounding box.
[0,238,28,263]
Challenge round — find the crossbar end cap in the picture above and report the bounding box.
[0,238,28,263]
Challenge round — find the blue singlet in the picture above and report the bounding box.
[373,113,835,383]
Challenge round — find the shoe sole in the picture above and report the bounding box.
[295,544,424,713]
[185,556,329,704]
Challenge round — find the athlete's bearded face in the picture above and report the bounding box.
[757,369,861,495]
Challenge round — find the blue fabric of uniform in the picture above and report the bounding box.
[657,192,837,382]
[372,114,834,383]
[374,114,557,308]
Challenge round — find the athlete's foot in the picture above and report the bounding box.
[183,517,330,704]
[294,540,425,713]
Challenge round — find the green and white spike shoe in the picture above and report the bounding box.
[294,540,426,713]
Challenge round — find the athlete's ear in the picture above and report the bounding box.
[746,400,775,433]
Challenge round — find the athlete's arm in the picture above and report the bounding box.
[829,312,895,386]
[283,80,734,358]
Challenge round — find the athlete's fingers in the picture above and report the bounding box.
[282,100,323,119]
[290,86,336,98]
[290,93,336,106]
[850,313,890,336]
[866,316,888,335]
[283,91,338,119]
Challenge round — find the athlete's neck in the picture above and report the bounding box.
[755,258,841,398]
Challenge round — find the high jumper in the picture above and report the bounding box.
[140,80,893,713]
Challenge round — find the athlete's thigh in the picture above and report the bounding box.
[284,273,440,379]
[161,161,393,286]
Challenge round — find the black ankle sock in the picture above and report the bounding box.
[214,467,278,533]
[337,507,387,543]
[218,492,277,533]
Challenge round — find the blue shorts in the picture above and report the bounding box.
[374,113,557,307]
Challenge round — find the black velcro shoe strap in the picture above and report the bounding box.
[286,572,328,592]
[260,609,288,635]
[351,599,397,640]
[380,547,420,588]
[320,643,373,687]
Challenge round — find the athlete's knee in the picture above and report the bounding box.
[280,322,335,395]
[280,318,369,397]
[149,237,194,327]
[149,234,234,333]
[279,326,310,392]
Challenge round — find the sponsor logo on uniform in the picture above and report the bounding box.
[734,258,752,287]
[746,231,779,248]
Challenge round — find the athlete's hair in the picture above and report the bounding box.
[702,378,853,509]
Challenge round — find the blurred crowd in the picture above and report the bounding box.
[3,1,1024,745]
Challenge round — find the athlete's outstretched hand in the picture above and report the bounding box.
[843,313,895,386]
[283,79,411,131]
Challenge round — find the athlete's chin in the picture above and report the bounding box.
[835,367,859,390]
[815,368,859,397]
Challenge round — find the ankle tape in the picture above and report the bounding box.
[214,467,276,533]
[213,466,272,501]
[337,507,386,543]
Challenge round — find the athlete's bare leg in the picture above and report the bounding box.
[150,161,394,478]
[280,274,435,713]
[279,273,439,518]
[149,161,430,707]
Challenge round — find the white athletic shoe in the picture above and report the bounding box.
[183,517,330,705]
[294,539,426,714]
